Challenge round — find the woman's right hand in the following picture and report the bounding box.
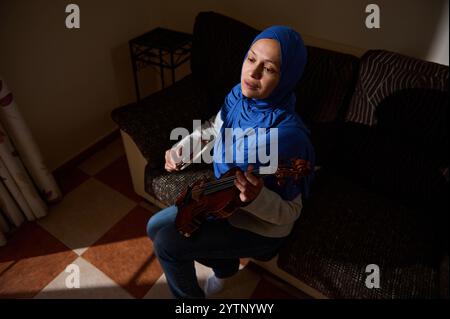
[164,147,183,172]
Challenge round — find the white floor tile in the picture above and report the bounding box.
[38,178,136,252]
[78,138,125,176]
[34,257,133,299]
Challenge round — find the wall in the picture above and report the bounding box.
[0,0,163,170]
[158,0,449,63]
[0,0,448,171]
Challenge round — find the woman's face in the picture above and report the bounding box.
[241,38,281,99]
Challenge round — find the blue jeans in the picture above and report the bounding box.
[146,205,285,299]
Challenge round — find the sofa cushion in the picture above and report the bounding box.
[346,50,449,126]
[145,164,214,206]
[111,74,210,167]
[277,168,443,298]
[337,88,448,207]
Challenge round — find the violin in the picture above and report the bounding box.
[175,158,312,237]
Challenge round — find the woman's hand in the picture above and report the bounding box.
[234,165,264,203]
[164,147,183,172]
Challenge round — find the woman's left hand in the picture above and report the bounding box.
[234,165,264,203]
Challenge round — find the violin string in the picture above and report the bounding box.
[205,170,266,193]
[205,176,236,188]
[204,180,236,195]
[202,168,267,194]
[205,179,240,194]
[203,168,262,191]
[192,179,232,194]
[203,166,297,194]
[203,175,247,193]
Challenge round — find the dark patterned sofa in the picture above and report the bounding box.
[111,11,449,298]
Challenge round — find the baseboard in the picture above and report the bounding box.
[52,128,120,175]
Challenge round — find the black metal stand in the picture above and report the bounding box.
[129,27,193,101]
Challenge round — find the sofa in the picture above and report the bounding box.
[111,11,449,299]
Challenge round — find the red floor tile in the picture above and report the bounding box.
[94,155,142,202]
[82,205,162,298]
[0,222,78,298]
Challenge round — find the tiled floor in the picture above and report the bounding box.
[0,137,311,299]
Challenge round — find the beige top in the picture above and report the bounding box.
[172,111,302,238]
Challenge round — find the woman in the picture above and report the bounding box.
[146,26,315,299]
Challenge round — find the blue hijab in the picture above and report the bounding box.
[212,26,315,200]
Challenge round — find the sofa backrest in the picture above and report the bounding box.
[339,50,449,208]
[191,12,360,122]
[346,50,449,126]
[294,46,359,167]
[295,46,359,124]
[191,11,259,115]
[190,11,360,167]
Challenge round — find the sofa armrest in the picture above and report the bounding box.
[111,74,212,168]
